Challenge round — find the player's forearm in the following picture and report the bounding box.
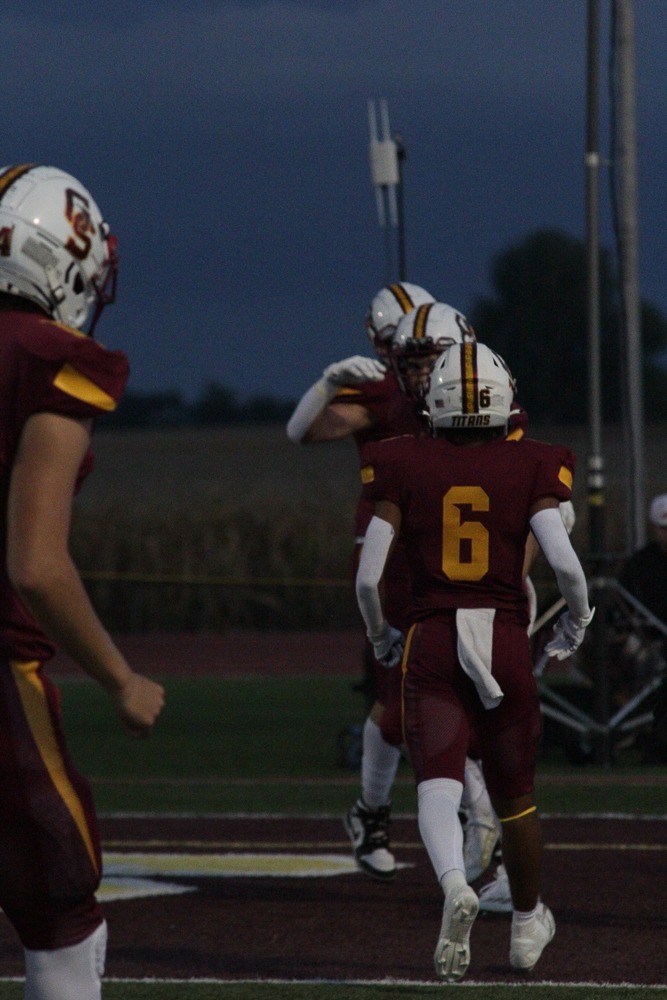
[286,378,338,443]
[355,515,395,638]
[12,557,133,693]
[529,508,590,619]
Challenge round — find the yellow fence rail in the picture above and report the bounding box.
[79,570,351,588]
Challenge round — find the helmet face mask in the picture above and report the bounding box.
[390,302,476,398]
[0,164,117,335]
[366,282,436,359]
[426,342,515,433]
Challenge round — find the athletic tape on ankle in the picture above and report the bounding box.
[499,805,537,823]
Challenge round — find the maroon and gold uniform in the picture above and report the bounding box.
[361,433,574,797]
[0,310,128,949]
[335,371,426,744]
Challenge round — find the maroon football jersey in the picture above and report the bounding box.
[361,434,575,621]
[0,311,129,662]
[333,370,427,535]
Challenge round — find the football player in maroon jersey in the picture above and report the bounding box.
[287,285,477,880]
[0,165,164,1000]
[355,342,592,981]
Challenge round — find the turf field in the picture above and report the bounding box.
[0,985,665,1000]
[3,669,656,994]
[60,677,667,816]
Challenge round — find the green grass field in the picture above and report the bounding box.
[1,983,666,1000]
[58,677,667,816]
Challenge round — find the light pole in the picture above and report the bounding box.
[368,99,402,284]
[613,0,645,552]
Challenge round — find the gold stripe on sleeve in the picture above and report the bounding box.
[360,465,375,484]
[53,363,117,411]
[11,661,99,875]
[558,465,573,490]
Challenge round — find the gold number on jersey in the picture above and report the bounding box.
[442,486,490,581]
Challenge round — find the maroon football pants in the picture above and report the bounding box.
[353,540,411,746]
[401,611,541,799]
[0,658,103,950]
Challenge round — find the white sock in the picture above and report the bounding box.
[461,758,497,824]
[460,758,485,811]
[361,716,401,809]
[24,920,107,1000]
[513,904,539,924]
[418,777,465,885]
[441,868,468,898]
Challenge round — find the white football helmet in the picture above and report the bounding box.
[0,164,117,333]
[426,342,515,431]
[366,282,435,358]
[390,302,476,396]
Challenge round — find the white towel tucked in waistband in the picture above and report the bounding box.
[456,608,504,710]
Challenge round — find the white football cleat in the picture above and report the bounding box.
[433,885,479,982]
[344,799,396,881]
[478,864,513,913]
[510,902,556,973]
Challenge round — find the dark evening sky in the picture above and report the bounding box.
[2,1,665,398]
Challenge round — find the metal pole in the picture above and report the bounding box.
[615,0,645,551]
[586,0,611,765]
[586,0,605,558]
[395,133,407,281]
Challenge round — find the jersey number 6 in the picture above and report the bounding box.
[442,486,490,581]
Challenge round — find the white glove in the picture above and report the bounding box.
[369,621,405,669]
[323,356,386,387]
[545,608,595,660]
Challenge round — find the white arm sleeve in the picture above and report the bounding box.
[355,515,395,640]
[286,378,337,443]
[529,507,590,620]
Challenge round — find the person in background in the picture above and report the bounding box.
[620,493,667,626]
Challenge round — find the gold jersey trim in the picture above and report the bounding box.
[10,660,99,876]
[53,362,116,411]
[558,465,573,490]
[360,464,375,484]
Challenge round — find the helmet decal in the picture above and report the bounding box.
[65,189,96,260]
[461,342,479,414]
[388,283,414,313]
[0,164,37,202]
[413,302,433,340]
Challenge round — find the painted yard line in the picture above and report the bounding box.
[100,839,667,851]
[89,775,667,786]
[98,811,667,820]
[97,978,667,988]
[0,977,661,989]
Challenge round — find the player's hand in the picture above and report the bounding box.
[323,356,386,387]
[111,672,165,737]
[369,621,405,668]
[545,608,595,660]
